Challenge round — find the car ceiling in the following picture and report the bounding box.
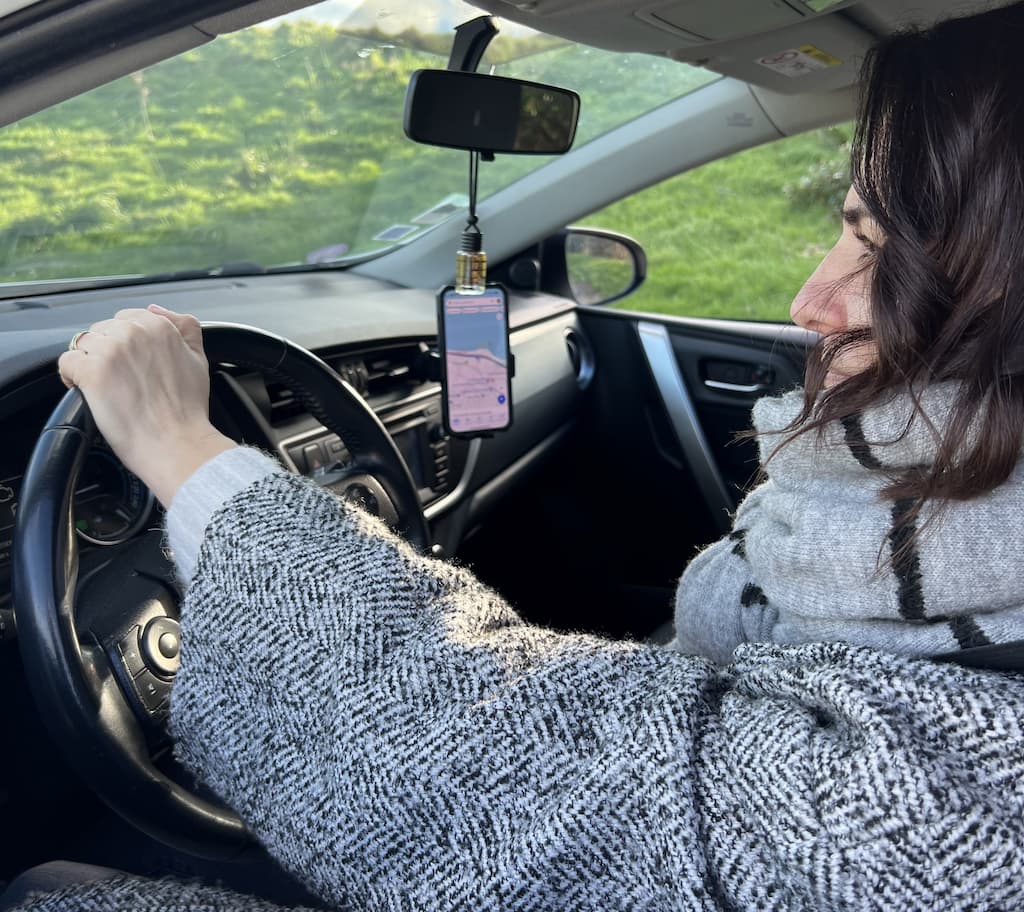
[466,0,1004,93]
[0,0,1011,128]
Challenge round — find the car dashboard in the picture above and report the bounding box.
[0,268,588,621]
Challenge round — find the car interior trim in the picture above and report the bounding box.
[636,320,735,534]
[0,26,209,129]
[425,438,484,522]
[467,420,577,521]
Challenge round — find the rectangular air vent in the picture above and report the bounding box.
[265,380,305,424]
[264,342,437,426]
[345,343,434,404]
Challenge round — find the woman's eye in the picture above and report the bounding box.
[855,234,878,258]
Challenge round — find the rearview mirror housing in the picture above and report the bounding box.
[403,69,580,155]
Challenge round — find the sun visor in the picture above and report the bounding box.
[636,0,805,43]
[471,0,870,92]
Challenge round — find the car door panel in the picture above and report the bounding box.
[577,306,810,578]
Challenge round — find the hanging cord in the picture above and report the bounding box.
[455,149,487,292]
[462,149,482,254]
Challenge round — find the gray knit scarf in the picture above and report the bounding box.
[673,382,1024,662]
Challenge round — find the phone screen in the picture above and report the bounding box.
[438,285,512,434]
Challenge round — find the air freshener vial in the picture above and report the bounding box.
[455,230,486,294]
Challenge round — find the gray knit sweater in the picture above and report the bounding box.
[10,391,1024,911]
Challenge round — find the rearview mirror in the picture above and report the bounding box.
[404,69,580,155]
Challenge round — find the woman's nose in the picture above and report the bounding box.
[790,253,847,335]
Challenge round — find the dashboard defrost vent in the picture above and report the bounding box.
[564,328,595,389]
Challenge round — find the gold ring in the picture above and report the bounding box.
[68,331,88,352]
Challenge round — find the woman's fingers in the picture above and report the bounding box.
[148,304,205,356]
[57,348,89,389]
[56,304,230,507]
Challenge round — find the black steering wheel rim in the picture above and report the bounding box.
[12,322,429,858]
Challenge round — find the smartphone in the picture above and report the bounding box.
[437,284,513,436]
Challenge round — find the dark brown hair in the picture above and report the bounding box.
[789,2,1024,504]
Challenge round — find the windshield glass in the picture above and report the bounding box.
[0,0,717,288]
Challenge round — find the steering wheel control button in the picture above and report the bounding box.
[302,442,327,474]
[133,669,172,713]
[141,617,181,676]
[118,627,146,678]
[158,631,180,659]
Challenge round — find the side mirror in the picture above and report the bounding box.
[564,228,646,306]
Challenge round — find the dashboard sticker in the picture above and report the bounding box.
[755,45,842,78]
[373,224,418,242]
[413,193,469,226]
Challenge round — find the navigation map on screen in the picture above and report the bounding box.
[442,288,511,433]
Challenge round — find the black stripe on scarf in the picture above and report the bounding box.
[949,616,993,650]
[729,529,747,559]
[841,413,884,470]
[888,498,926,621]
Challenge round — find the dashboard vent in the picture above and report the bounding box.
[565,328,595,389]
[331,343,436,405]
[262,342,436,426]
[265,381,305,424]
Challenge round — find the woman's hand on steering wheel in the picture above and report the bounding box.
[57,304,236,507]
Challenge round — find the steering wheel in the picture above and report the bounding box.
[13,323,430,858]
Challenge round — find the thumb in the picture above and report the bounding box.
[148,304,205,355]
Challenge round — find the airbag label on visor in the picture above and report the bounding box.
[756,45,842,78]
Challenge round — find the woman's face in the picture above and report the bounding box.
[790,185,882,384]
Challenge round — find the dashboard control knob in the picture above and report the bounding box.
[141,617,181,677]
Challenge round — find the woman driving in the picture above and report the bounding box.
[6,2,1024,910]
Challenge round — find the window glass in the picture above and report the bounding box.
[0,0,717,287]
[579,124,853,321]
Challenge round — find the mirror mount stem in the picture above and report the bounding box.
[447,16,499,75]
[447,17,499,162]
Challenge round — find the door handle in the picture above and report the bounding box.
[703,379,766,394]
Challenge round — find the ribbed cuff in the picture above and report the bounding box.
[165,446,284,584]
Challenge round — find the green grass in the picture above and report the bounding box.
[591,127,852,321]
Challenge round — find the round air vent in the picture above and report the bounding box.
[564,328,595,389]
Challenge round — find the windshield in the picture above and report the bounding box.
[0,0,717,288]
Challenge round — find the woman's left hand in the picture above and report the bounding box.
[57,304,236,507]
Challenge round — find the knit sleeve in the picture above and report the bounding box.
[672,482,778,664]
[161,472,1024,912]
[169,471,721,910]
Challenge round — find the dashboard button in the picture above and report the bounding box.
[302,442,327,473]
[118,627,146,678]
[287,446,307,473]
[133,669,172,713]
